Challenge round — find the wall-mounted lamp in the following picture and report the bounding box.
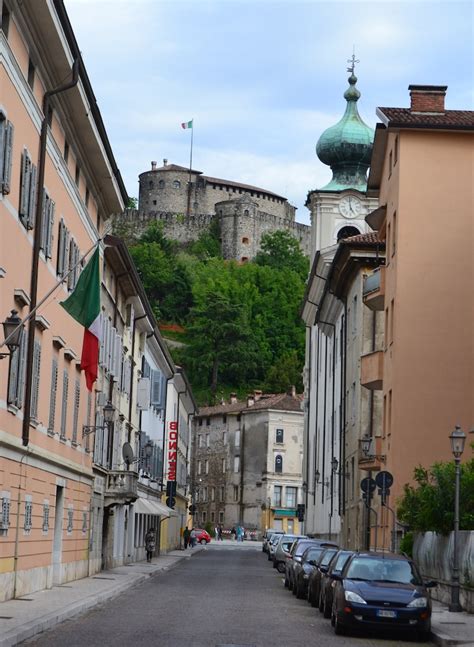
[360,435,386,462]
[83,401,116,437]
[0,310,24,359]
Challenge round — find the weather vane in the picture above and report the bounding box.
[347,47,359,74]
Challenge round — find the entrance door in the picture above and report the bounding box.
[287,519,294,533]
[52,486,64,585]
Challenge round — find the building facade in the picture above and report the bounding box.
[115,161,311,260]
[192,391,304,536]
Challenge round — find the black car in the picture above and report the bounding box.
[307,546,339,607]
[292,544,328,600]
[331,551,436,640]
[285,539,320,592]
[318,550,354,617]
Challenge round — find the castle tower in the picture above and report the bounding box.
[307,59,378,255]
[217,195,259,261]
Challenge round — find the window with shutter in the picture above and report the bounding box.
[19,150,31,227]
[7,339,20,406]
[45,199,55,258]
[30,339,41,421]
[24,498,33,532]
[98,313,105,366]
[150,369,163,408]
[60,370,69,440]
[72,379,80,445]
[1,495,11,532]
[48,358,58,434]
[1,119,14,194]
[42,502,50,532]
[16,334,27,408]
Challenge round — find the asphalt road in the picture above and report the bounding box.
[26,544,433,647]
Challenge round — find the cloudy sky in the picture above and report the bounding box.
[65,0,473,224]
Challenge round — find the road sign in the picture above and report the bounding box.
[166,496,176,509]
[375,471,393,492]
[360,477,376,494]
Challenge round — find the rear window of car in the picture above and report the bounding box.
[320,549,338,566]
[345,557,422,584]
[303,547,324,562]
[295,541,315,556]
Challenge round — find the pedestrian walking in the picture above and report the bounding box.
[231,526,236,541]
[218,525,223,541]
[214,525,219,540]
[183,526,190,549]
[190,527,197,548]
[145,527,156,562]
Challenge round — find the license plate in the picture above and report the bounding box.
[376,609,397,618]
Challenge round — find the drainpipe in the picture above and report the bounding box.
[22,58,79,447]
[12,450,31,598]
[313,328,320,506]
[303,326,312,523]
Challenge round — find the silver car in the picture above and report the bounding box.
[263,529,283,554]
[268,532,284,561]
[272,534,307,573]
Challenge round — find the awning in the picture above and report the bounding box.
[133,497,171,518]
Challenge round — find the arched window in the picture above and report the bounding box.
[244,209,249,217]
[275,454,283,473]
[158,179,165,189]
[173,180,181,189]
[337,226,360,242]
[148,181,154,189]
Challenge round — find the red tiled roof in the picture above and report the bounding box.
[197,392,303,416]
[203,176,287,201]
[198,401,247,416]
[341,232,383,245]
[378,108,474,130]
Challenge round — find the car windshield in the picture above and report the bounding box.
[320,549,338,566]
[345,557,422,584]
[303,547,323,562]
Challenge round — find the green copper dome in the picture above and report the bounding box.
[316,72,374,191]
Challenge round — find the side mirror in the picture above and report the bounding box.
[308,560,316,566]
[424,580,438,588]
[331,573,342,581]
[319,565,328,573]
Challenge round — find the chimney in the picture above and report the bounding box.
[151,161,157,171]
[247,394,255,407]
[254,390,263,401]
[229,392,237,404]
[408,85,447,114]
[288,385,296,398]
[163,158,168,166]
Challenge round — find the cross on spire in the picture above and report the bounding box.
[347,48,360,74]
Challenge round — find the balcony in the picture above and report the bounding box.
[363,266,385,311]
[105,470,138,506]
[358,436,385,472]
[361,350,383,390]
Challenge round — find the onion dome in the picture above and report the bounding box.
[316,72,374,191]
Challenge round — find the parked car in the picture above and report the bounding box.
[318,550,354,617]
[307,546,339,607]
[273,534,306,573]
[331,551,436,640]
[194,528,211,544]
[262,529,283,553]
[286,539,328,592]
[268,532,284,561]
[292,544,329,600]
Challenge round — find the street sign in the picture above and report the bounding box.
[375,471,393,492]
[166,496,176,509]
[360,477,376,494]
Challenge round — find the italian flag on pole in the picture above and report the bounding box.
[181,120,193,129]
[60,246,101,391]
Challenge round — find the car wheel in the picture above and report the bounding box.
[277,561,286,573]
[200,539,207,545]
[334,612,346,636]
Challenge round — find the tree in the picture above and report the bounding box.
[255,230,309,279]
[397,452,474,534]
[264,350,303,393]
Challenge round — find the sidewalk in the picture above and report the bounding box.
[431,601,474,647]
[0,547,204,647]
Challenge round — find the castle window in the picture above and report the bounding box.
[241,257,248,263]
[244,210,249,217]
[158,180,165,189]
[148,181,153,189]
[153,200,157,205]
[173,180,181,189]
[242,237,249,244]
[232,187,236,193]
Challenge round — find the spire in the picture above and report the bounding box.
[315,55,374,192]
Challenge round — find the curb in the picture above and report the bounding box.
[430,629,474,647]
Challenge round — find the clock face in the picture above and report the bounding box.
[339,195,362,219]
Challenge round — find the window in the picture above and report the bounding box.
[223,414,227,424]
[223,431,227,445]
[57,219,70,277]
[205,460,209,474]
[286,486,297,508]
[273,485,282,507]
[206,417,210,426]
[390,299,395,344]
[0,111,14,194]
[60,370,69,440]
[82,511,88,534]
[1,2,10,37]
[72,379,80,445]
[386,223,391,265]
[198,418,203,427]
[42,502,50,532]
[210,511,215,523]
[48,358,58,435]
[388,389,393,436]
[220,486,225,502]
[27,58,35,89]
[30,339,41,421]
[222,458,226,473]
[198,434,202,448]
[67,238,80,290]
[64,140,69,163]
[206,433,210,447]
[233,485,239,501]
[235,430,240,447]
[211,487,215,502]
[202,511,207,523]
[275,428,284,444]
[19,150,37,229]
[202,487,207,502]
[234,456,240,473]
[236,414,241,422]
[40,191,55,258]
[173,180,181,189]
[85,187,90,208]
[75,163,80,186]
[67,506,73,533]
[197,460,202,475]
[7,332,26,408]
[392,212,397,257]
[383,394,387,439]
[158,179,164,189]
[275,454,283,473]
[148,180,153,189]
[384,307,389,351]
[242,237,249,244]
[219,511,224,523]
[24,497,32,532]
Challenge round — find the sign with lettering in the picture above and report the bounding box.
[167,421,178,481]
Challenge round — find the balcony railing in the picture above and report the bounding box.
[360,350,384,390]
[363,266,385,311]
[105,470,138,505]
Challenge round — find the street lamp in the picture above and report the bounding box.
[360,435,386,462]
[0,310,24,359]
[448,424,466,612]
[102,401,116,424]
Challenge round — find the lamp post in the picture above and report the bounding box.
[0,310,24,359]
[448,425,466,612]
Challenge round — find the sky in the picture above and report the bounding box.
[65,0,473,224]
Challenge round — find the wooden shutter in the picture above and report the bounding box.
[45,199,55,258]
[31,339,41,420]
[19,150,30,224]
[27,163,37,228]
[2,121,13,194]
[48,358,58,433]
[72,379,80,444]
[40,191,48,252]
[150,369,163,407]
[60,370,69,439]
[16,334,27,409]
[7,342,20,406]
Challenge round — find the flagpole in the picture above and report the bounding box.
[186,118,194,218]
[0,239,101,351]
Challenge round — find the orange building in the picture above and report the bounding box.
[362,85,474,540]
[0,1,126,599]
